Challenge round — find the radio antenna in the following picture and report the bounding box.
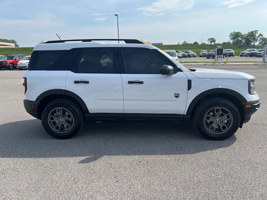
[56,33,61,40]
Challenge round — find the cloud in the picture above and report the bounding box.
[223,0,255,8]
[139,0,194,16]
[0,14,61,29]
[0,14,63,46]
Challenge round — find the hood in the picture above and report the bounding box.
[18,60,29,64]
[190,68,254,80]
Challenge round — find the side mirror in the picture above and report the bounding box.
[160,65,174,75]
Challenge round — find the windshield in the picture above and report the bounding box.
[165,51,176,57]
[23,56,31,60]
[6,55,14,60]
[159,50,190,72]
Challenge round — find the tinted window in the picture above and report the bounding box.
[74,48,119,73]
[6,55,14,60]
[122,48,174,74]
[15,55,26,59]
[29,50,80,70]
[29,50,66,70]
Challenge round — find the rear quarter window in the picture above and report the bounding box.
[28,50,78,70]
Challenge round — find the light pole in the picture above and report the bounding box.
[114,14,120,43]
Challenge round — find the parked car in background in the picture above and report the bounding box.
[17,55,31,70]
[176,51,183,58]
[0,54,25,70]
[206,50,215,59]
[184,50,196,57]
[199,50,208,57]
[240,50,249,57]
[223,49,235,57]
[176,51,188,58]
[249,50,258,57]
[240,49,256,57]
[0,55,5,60]
[257,49,264,57]
[164,50,179,61]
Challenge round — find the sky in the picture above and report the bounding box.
[1,0,267,47]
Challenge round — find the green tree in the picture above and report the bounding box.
[229,31,244,46]
[193,41,199,45]
[207,38,216,44]
[259,37,267,45]
[243,30,263,47]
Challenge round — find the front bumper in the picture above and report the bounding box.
[17,65,28,70]
[24,99,39,119]
[0,63,8,69]
[243,100,260,123]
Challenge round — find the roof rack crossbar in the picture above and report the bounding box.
[45,39,143,44]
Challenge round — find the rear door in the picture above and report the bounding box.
[121,48,188,114]
[66,48,123,113]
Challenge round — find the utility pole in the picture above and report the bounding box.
[114,14,120,43]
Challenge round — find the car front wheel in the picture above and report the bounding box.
[194,98,241,140]
[41,99,84,139]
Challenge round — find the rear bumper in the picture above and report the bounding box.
[243,100,260,123]
[24,99,39,119]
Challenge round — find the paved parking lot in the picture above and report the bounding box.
[0,64,266,200]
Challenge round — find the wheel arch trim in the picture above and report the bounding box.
[36,89,89,117]
[186,88,247,116]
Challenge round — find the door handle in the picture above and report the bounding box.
[74,80,89,84]
[128,81,144,84]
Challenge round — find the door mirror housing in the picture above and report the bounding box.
[160,65,174,75]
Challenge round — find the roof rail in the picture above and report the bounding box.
[45,39,143,44]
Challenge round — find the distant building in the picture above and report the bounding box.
[0,42,15,48]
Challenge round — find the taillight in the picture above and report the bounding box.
[23,77,27,94]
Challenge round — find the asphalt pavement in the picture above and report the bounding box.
[0,64,266,200]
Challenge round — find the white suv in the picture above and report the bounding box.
[23,39,260,140]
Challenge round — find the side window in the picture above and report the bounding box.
[29,50,66,70]
[74,48,118,73]
[122,48,174,74]
[29,50,78,70]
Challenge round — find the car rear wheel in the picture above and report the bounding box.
[194,98,241,140]
[41,99,84,139]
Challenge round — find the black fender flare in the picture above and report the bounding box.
[36,89,89,117]
[186,88,247,116]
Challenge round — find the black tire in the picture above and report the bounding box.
[41,99,84,139]
[193,98,241,140]
[9,63,15,70]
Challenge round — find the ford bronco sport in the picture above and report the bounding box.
[23,39,260,140]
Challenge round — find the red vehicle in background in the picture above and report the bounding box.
[0,54,25,70]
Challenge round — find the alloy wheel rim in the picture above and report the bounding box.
[48,107,74,134]
[203,106,233,135]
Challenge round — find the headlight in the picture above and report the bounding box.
[249,79,257,95]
